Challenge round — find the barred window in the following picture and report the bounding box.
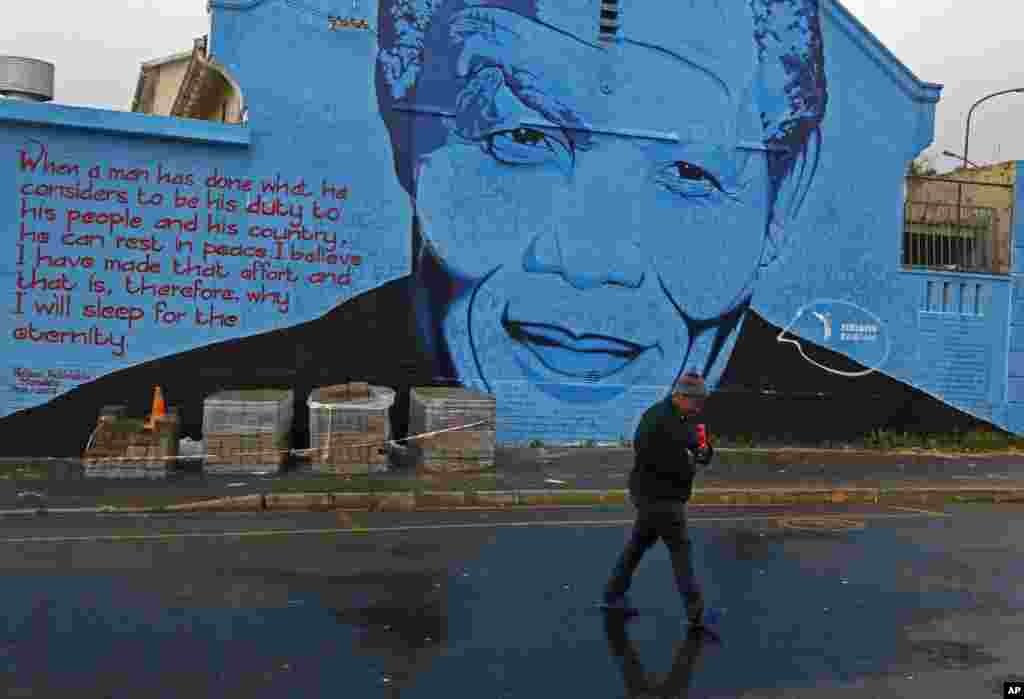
[902,176,1012,275]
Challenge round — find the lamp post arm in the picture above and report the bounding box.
[942,150,979,169]
[963,88,1024,170]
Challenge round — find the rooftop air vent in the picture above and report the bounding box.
[0,56,55,102]
[599,0,620,41]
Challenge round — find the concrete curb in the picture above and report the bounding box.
[74,486,1024,514]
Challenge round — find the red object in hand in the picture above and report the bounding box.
[696,424,708,449]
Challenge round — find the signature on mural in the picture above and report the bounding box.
[328,16,370,30]
[11,366,93,395]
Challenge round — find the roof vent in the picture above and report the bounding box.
[0,56,55,102]
[599,0,620,41]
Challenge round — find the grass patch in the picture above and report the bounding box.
[859,427,1024,453]
[947,494,997,504]
[411,386,464,398]
[105,417,148,434]
[706,426,1024,453]
[0,464,50,480]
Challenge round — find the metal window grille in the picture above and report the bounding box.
[903,201,994,272]
[902,176,1012,275]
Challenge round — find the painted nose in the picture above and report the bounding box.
[522,230,645,290]
[526,141,650,290]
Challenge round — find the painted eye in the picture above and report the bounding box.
[484,127,571,166]
[675,161,709,181]
[661,160,724,197]
[509,127,546,146]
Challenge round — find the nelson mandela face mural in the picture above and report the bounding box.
[376,0,827,437]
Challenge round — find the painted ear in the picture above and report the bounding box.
[759,127,822,269]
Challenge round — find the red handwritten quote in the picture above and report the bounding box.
[11,143,360,369]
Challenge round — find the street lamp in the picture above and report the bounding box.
[952,88,1024,273]
[962,88,1024,170]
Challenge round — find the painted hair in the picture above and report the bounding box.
[376,0,827,207]
[751,0,828,265]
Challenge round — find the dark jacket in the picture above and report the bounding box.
[628,397,713,502]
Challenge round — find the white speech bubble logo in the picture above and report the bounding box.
[777,299,891,377]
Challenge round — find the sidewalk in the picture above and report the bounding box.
[1,446,1023,513]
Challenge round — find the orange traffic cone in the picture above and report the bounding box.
[145,386,166,430]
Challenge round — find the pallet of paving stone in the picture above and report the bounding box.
[408,387,496,473]
[202,389,293,474]
[309,430,390,474]
[83,410,179,478]
[203,389,294,436]
[307,384,395,475]
[204,432,290,474]
[84,443,172,478]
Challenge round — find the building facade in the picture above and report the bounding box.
[2,0,1022,456]
[130,36,245,124]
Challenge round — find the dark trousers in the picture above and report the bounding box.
[605,496,702,605]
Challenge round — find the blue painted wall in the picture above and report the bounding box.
[3,0,1023,447]
[0,61,412,411]
[1005,164,1024,433]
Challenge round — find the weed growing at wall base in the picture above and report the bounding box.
[861,427,1024,453]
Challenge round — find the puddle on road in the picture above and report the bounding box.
[323,569,453,693]
[694,525,1007,686]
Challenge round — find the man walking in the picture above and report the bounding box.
[602,372,713,628]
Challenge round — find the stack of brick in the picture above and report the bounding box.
[204,433,289,470]
[83,406,180,479]
[307,383,394,475]
[408,387,495,474]
[202,389,293,475]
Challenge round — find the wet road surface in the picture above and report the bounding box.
[0,504,1020,697]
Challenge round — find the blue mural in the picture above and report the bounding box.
[376,0,827,438]
[4,0,1024,447]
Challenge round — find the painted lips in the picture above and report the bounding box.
[501,304,655,380]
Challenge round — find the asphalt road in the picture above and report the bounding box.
[0,504,1020,697]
